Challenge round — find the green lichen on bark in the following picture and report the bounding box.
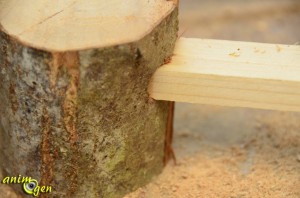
[0,7,178,198]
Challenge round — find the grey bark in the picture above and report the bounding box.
[0,8,178,198]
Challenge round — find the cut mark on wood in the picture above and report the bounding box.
[50,53,63,90]
[51,52,80,195]
[62,52,80,195]
[63,52,79,146]
[51,52,80,146]
[17,9,64,36]
[40,108,54,190]
[149,38,300,112]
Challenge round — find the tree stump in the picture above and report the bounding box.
[0,1,178,197]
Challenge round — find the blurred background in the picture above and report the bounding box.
[127,0,300,197]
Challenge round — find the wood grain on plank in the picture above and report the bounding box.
[149,38,300,112]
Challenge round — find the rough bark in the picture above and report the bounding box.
[0,8,178,198]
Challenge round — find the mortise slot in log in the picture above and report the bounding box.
[149,38,300,112]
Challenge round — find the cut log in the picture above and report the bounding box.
[149,38,300,112]
[0,0,175,51]
[0,1,178,197]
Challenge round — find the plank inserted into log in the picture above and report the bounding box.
[149,38,300,112]
[0,1,178,197]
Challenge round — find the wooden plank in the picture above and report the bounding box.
[148,38,300,112]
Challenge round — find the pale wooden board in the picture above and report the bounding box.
[0,0,175,51]
[148,38,300,112]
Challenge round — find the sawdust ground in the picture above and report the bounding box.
[125,105,300,198]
